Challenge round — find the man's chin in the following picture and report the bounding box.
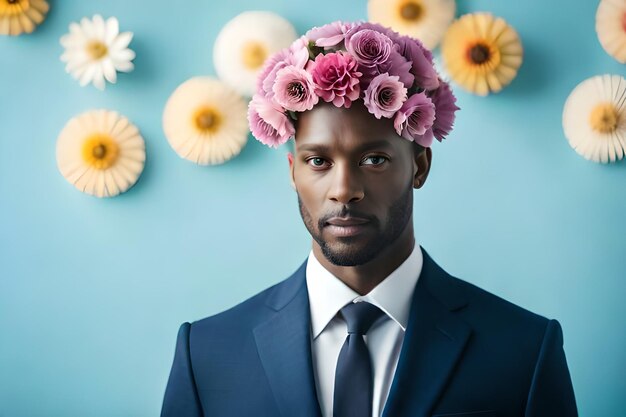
[319,240,381,267]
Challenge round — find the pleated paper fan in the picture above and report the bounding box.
[563,74,626,164]
[596,0,626,63]
[367,0,455,49]
[214,11,297,97]
[163,77,249,165]
[56,110,146,197]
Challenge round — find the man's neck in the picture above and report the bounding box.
[311,226,416,295]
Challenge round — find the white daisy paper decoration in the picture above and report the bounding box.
[56,110,146,197]
[60,15,135,90]
[163,77,249,165]
[596,0,626,63]
[562,74,626,164]
[213,11,298,96]
[367,0,456,49]
[0,0,49,36]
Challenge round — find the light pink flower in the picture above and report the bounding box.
[363,73,407,119]
[247,94,295,148]
[272,66,319,112]
[257,37,310,99]
[309,51,362,108]
[305,21,356,48]
[428,79,460,141]
[394,92,436,147]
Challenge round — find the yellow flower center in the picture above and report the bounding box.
[397,0,424,23]
[0,0,28,16]
[589,103,620,134]
[193,106,223,134]
[241,41,268,70]
[466,41,501,69]
[86,40,108,60]
[81,134,120,170]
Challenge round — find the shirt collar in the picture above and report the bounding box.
[305,241,423,339]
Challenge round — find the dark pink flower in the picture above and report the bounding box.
[305,21,356,48]
[428,79,460,141]
[393,92,436,147]
[309,51,362,108]
[363,73,407,119]
[397,35,439,91]
[272,65,319,112]
[247,94,295,148]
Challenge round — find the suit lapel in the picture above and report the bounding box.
[253,260,322,417]
[382,247,472,417]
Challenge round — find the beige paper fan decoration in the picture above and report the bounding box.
[0,0,49,36]
[367,0,455,49]
[596,0,626,63]
[213,11,298,96]
[56,110,146,197]
[441,12,523,96]
[163,77,249,165]
[563,74,626,163]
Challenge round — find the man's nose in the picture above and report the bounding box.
[328,163,365,204]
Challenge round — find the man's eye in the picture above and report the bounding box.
[362,156,388,166]
[307,157,328,167]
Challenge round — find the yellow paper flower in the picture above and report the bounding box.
[367,0,455,49]
[56,110,146,197]
[441,13,523,96]
[596,0,626,63]
[0,0,48,36]
[213,11,297,97]
[562,74,626,164]
[162,77,249,165]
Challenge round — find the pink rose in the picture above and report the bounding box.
[393,92,436,147]
[397,35,439,91]
[247,94,295,148]
[305,21,356,48]
[309,51,362,108]
[257,37,310,99]
[272,65,319,112]
[363,73,407,119]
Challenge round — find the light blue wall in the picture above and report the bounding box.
[1,0,624,415]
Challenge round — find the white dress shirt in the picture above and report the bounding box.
[305,242,423,417]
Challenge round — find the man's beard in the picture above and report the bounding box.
[297,183,413,266]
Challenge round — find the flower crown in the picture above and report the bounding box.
[247,20,460,149]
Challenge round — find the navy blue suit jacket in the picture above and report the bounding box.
[161,246,577,416]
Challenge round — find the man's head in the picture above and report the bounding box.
[288,101,431,266]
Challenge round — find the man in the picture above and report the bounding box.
[161,20,577,417]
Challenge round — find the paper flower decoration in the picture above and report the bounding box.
[214,11,298,97]
[163,77,249,165]
[56,110,146,197]
[367,0,455,49]
[60,15,135,90]
[0,0,48,36]
[562,74,626,164]
[441,13,523,96]
[596,0,626,63]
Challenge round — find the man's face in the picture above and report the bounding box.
[289,101,429,267]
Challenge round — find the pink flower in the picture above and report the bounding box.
[394,92,436,147]
[363,73,407,119]
[272,65,319,112]
[309,51,362,108]
[247,95,295,148]
[257,37,309,99]
[428,79,460,141]
[397,35,439,91]
[306,21,356,48]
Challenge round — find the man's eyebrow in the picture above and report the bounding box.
[297,140,394,152]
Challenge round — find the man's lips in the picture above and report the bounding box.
[324,216,371,237]
[325,216,370,226]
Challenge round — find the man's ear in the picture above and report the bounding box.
[287,152,296,190]
[413,145,432,189]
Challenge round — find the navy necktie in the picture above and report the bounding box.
[333,301,385,417]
